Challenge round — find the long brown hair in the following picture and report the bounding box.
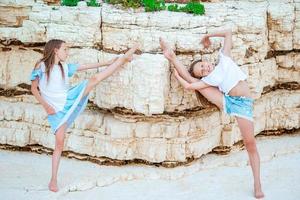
[34,39,65,82]
[189,59,211,107]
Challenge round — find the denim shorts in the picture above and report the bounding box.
[223,94,254,121]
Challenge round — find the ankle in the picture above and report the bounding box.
[254,182,262,188]
[50,178,57,182]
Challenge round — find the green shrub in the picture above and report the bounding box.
[62,0,101,7]
[142,0,166,12]
[167,2,205,15]
[61,0,205,15]
[167,4,180,12]
[61,0,79,6]
[87,0,101,7]
[181,2,205,15]
[105,0,142,8]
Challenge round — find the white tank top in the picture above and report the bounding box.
[201,49,247,94]
[31,62,78,112]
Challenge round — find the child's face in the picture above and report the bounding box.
[55,42,69,62]
[193,61,214,78]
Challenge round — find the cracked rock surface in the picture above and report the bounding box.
[0,0,299,163]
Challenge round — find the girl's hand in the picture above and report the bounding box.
[123,43,140,62]
[45,105,56,115]
[201,35,211,48]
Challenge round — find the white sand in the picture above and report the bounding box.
[1,134,300,200]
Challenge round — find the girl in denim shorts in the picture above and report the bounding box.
[160,29,264,198]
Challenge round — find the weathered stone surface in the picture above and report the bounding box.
[94,53,169,115]
[0,47,169,115]
[0,0,35,6]
[293,2,300,49]
[0,6,31,27]
[102,2,268,65]
[0,4,101,46]
[1,45,299,113]
[246,58,278,99]
[276,52,300,70]
[276,52,300,83]
[0,89,299,162]
[0,47,41,88]
[267,2,295,50]
[0,0,299,163]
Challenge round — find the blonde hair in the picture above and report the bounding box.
[189,59,211,107]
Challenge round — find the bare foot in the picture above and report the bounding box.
[159,37,169,50]
[48,179,58,192]
[254,184,264,199]
[124,43,140,61]
[159,37,176,60]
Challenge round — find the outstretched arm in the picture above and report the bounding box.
[159,38,199,84]
[171,57,199,83]
[174,69,210,90]
[76,57,118,72]
[201,29,232,57]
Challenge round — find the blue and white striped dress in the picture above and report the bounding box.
[30,62,90,134]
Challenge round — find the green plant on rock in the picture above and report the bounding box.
[181,2,205,15]
[168,3,182,12]
[126,0,143,8]
[61,0,79,6]
[60,0,204,15]
[105,0,142,8]
[62,0,101,7]
[142,0,166,12]
[87,0,101,7]
[167,2,205,15]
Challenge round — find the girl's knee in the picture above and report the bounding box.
[55,126,65,150]
[55,144,64,152]
[244,138,257,152]
[55,138,64,151]
[89,75,101,85]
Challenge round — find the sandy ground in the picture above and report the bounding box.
[1,134,300,200]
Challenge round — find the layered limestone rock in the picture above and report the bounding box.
[1,47,297,113]
[0,2,101,46]
[0,89,299,162]
[102,3,269,65]
[0,47,170,114]
[0,0,299,163]
[267,0,300,50]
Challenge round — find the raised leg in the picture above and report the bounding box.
[83,44,139,96]
[197,87,224,110]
